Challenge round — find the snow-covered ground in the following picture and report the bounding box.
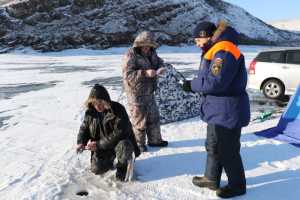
[0,45,299,200]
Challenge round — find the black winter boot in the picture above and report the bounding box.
[216,185,246,198]
[116,165,127,181]
[192,176,219,190]
[148,140,168,147]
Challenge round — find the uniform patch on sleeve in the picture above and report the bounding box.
[211,58,223,76]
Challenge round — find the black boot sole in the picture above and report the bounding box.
[192,178,218,190]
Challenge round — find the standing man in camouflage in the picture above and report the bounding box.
[123,31,168,152]
[181,21,250,198]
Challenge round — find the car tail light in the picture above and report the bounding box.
[248,59,256,75]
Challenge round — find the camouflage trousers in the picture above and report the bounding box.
[90,140,134,175]
[128,96,162,146]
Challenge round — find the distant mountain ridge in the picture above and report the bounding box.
[271,19,300,32]
[1,0,300,52]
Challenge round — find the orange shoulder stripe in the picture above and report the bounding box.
[204,41,241,60]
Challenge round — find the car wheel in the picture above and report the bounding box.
[262,79,284,100]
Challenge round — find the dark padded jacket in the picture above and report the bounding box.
[77,101,140,157]
[191,27,250,129]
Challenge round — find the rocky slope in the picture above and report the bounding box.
[1,0,300,52]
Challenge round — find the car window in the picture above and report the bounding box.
[256,51,286,63]
[255,52,269,62]
[287,51,300,64]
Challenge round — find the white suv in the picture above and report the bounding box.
[248,48,300,100]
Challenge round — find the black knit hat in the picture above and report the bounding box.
[193,21,217,38]
[88,84,111,102]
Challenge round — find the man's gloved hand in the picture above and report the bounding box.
[181,80,193,92]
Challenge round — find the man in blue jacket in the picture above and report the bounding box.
[182,21,250,198]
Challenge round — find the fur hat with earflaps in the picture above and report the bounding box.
[133,31,159,48]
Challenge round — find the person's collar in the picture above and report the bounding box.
[201,39,214,55]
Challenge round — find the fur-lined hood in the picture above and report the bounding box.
[133,31,158,48]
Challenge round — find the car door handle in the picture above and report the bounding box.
[282,66,290,69]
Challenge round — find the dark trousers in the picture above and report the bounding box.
[204,124,246,190]
[90,140,134,175]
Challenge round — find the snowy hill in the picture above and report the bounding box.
[271,19,300,32]
[0,0,12,6]
[1,0,300,52]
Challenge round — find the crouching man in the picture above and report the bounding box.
[76,84,140,181]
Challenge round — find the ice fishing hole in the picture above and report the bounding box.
[76,190,89,196]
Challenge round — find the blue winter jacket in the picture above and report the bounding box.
[191,27,250,129]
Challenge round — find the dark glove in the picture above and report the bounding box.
[181,80,193,92]
[97,137,117,150]
[96,139,107,150]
